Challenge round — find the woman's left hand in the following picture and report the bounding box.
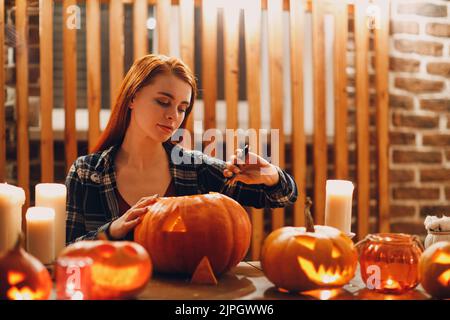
[223,148,280,186]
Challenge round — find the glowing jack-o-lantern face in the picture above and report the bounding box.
[59,240,152,299]
[261,226,357,292]
[261,198,357,292]
[0,237,52,300]
[134,192,251,277]
[419,241,450,299]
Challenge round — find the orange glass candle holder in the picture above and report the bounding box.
[356,233,424,294]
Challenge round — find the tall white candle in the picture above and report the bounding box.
[35,183,67,256]
[0,183,26,254]
[26,207,55,264]
[325,180,354,235]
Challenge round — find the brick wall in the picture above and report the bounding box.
[3,0,449,238]
[388,0,450,236]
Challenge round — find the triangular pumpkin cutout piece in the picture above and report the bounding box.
[191,256,218,285]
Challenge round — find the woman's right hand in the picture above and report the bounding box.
[108,194,159,239]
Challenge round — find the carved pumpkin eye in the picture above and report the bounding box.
[8,271,25,286]
[295,236,316,251]
[123,244,138,256]
[433,251,450,264]
[97,244,116,258]
[163,213,187,233]
[331,245,341,259]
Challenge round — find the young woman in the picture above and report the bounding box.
[66,54,298,244]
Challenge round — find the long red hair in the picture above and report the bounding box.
[91,54,197,153]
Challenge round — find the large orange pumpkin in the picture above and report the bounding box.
[261,198,357,292]
[419,241,450,299]
[134,192,251,277]
[59,239,152,299]
[0,235,52,300]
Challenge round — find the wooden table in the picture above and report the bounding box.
[136,261,432,300]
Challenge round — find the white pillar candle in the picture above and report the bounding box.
[0,183,26,254]
[26,207,55,264]
[324,180,354,235]
[35,183,67,256]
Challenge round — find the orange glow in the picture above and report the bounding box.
[384,279,400,290]
[438,269,450,286]
[434,252,450,264]
[7,286,46,300]
[8,271,25,286]
[331,247,341,258]
[303,289,341,300]
[295,237,316,251]
[297,257,349,285]
[92,264,141,290]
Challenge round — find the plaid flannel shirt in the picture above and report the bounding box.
[65,140,298,244]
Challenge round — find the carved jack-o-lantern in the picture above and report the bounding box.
[419,241,450,299]
[59,239,152,299]
[134,192,251,282]
[261,198,357,292]
[0,236,52,300]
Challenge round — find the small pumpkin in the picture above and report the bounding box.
[261,197,357,292]
[134,192,251,278]
[419,241,450,299]
[0,235,52,300]
[59,239,152,299]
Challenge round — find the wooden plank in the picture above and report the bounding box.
[0,0,5,182]
[333,0,349,180]
[179,0,195,148]
[179,0,195,74]
[133,0,148,60]
[16,0,30,221]
[109,0,124,108]
[373,0,390,233]
[87,0,102,152]
[63,0,78,170]
[354,0,371,240]
[39,0,55,182]
[312,0,327,225]
[51,1,355,14]
[201,0,217,132]
[156,0,171,55]
[267,0,285,230]
[223,5,240,159]
[289,0,306,227]
[244,0,264,260]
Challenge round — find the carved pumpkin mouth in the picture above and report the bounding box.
[297,257,351,285]
[92,264,142,289]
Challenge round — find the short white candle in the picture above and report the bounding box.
[324,180,354,235]
[26,207,55,264]
[0,183,26,254]
[35,183,67,256]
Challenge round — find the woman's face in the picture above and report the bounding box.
[130,73,192,142]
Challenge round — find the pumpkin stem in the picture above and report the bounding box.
[13,232,24,251]
[305,197,315,233]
